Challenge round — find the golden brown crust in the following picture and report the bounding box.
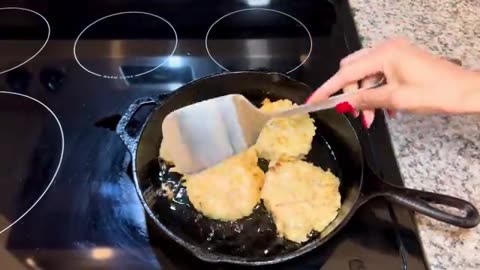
[261,160,341,243]
[184,148,264,221]
[255,99,316,163]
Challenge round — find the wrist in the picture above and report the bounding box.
[459,71,480,113]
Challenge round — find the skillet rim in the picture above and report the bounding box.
[129,71,365,265]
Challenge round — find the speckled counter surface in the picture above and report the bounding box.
[348,0,480,269]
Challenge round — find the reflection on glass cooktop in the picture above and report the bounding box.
[0,0,429,269]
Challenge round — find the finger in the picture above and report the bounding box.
[361,110,375,129]
[358,74,382,126]
[360,74,384,88]
[352,109,360,118]
[348,84,395,110]
[359,75,386,120]
[343,81,359,93]
[342,82,360,117]
[308,56,385,104]
[340,48,372,67]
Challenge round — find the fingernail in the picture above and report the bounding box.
[361,114,369,129]
[386,109,394,118]
[386,109,397,119]
[335,102,354,114]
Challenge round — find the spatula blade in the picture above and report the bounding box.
[161,95,252,174]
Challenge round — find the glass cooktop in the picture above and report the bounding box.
[0,0,429,269]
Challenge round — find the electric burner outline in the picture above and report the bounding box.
[0,7,50,75]
[73,11,178,80]
[0,91,64,235]
[205,8,313,74]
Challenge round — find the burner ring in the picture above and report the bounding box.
[0,91,64,235]
[205,8,313,74]
[0,7,51,75]
[73,11,178,80]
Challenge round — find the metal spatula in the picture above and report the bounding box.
[160,85,377,174]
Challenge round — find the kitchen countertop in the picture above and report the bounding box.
[349,0,480,269]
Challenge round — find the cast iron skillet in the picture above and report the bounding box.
[116,71,480,266]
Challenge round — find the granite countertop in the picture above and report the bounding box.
[349,0,480,269]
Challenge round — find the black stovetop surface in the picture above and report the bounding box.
[0,0,429,269]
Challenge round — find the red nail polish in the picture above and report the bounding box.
[361,114,369,129]
[386,109,397,119]
[386,109,394,118]
[335,102,354,114]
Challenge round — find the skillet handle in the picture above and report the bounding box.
[116,97,157,154]
[382,184,480,228]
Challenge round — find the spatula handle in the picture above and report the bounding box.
[272,92,355,118]
[271,77,385,118]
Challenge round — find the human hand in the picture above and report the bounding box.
[307,38,480,128]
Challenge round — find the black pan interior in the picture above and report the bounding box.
[134,72,364,264]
